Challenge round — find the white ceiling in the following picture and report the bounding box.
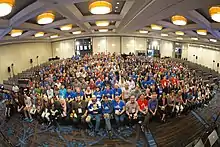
[0,0,220,45]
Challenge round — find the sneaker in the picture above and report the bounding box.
[24,118,29,121]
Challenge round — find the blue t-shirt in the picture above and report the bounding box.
[148,99,158,110]
[59,89,67,98]
[112,100,125,112]
[93,91,102,101]
[141,80,148,89]
[75,91,84,97]
[96,81,103,88]
[66,91,75,99]
[113,88,122,97]
[102,101,113,114]
[102,89,113,99]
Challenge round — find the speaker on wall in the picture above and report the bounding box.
[30,59,33,64]
[213,60,215,63]
[217,63,219,67]
[196,56,198,59]
[7,67,11,73]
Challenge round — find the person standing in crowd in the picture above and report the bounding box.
[112,96,126,130]
[102,96,113,138]
[137,93,149,130]
[86,96,102,135]
[126,95,139,126]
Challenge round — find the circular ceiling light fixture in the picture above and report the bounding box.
[209,6,220,22]
[161,33,168,36]
[99,29,108,32]
[37,11,55,25]
[191,37,198,40]
[197,29,207,35]
[60,24,72,31]
[89,0,112,15]
[95,21,109,27]
[10,29,23,37]
[50,34,58,38]
[72,31,82,34]
[210,38,217,42]
[171,15,187,26]
[0,0,15,17]
[176,37,183,40]
[151,24,162,30]
[35,32,44,37]
[139,30,148,34]
[175,31,184,35]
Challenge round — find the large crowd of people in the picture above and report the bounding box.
[0,53,215,138]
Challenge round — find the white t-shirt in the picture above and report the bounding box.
[12,85,19,93]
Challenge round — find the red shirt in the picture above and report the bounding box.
[137,99,148,110]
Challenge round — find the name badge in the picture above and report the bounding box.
[78,108,82,114]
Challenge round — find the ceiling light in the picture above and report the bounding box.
[95,21,109,27]
[161,33,168,36]
[72,31,81,34]
[35,32,44,37]
[175,31,184,36]
[50,34,58,38]
[116,6,118,9]
[191,37,198,40]
[0,0,15,17]
[139,30,148,34]
[99,29,108,32]
[60,24,72,31]
[209,6,220,22]
[210,38,217,42]
[89,0,112,15]
[37,12,55,25]
[151,24,162,30]
[10,29,23,37]
[117,2,119,4]
[197,29,207,35]
[171,15,187,26]
[176,37,183,40]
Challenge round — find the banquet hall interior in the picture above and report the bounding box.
[1,0,220,147]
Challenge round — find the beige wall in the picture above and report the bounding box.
[0,42,52,83]
[52,39,75,59]
[160,40,174,57]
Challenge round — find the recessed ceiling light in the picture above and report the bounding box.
[95,21,109,27]
[191,37,198,40]
[99,29,108,32]
[72,31,81,34]
[175,31,184,35]
[50,34,58,38]
[139,30,148,34]
[37,12,55,25]
[0,0,15,17]
[35,32,44,37]
[197,29,207,35]
[209,6,220,22]
[210,38,217,42]
[115,10,117,12]
[89,0,112,15]
[161,33,168,36]
[60,24,72,31]
[176,37,183,40]
[116,6,118,9]
[151,24,162,30]
[171,15,187,26]
[117,2,119,5]
[10,29,23,37]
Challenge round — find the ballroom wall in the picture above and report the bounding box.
[0,42,52,83]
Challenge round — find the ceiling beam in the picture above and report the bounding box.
[82,14,122,22]
[118,0,220,33]
[0,1,51,39]
[185,10,220,39]
[54,5,91,32]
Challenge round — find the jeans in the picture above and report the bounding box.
[88,114,101,132]
[104,117,112,131]
[114,113,125,127]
